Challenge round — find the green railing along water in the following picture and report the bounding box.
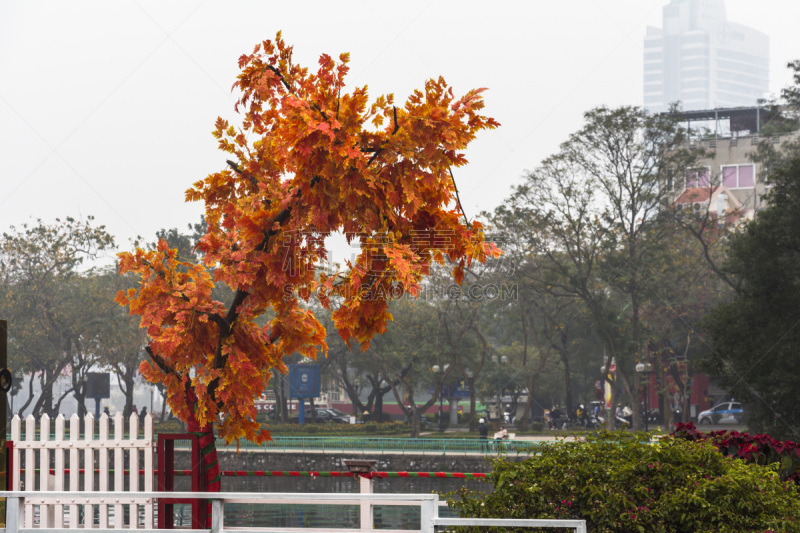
[212,436,539,455]
[6,434,541,455]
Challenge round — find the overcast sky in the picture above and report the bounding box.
[1,1,798,264]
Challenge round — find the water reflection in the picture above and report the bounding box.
[169,473,490,530]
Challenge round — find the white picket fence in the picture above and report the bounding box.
[9,413,155,529]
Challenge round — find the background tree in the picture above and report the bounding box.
[321,309,403,424]
[702,149,800,440]
[369,299,442,436]
[488,207,593,425]
[116,33,499,492]
[427,265,494,432]
[493,106,699,429]
[639,216,728,427]
[90,269,149,417]
[0,217,114,417]
[701,63,800,440]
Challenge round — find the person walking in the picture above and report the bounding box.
[478,418,489,452]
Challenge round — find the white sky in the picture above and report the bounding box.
[1,1,797,264]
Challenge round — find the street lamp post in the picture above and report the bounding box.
[635,362,653,432]
[432,364,449,433]
[491,355,508,421]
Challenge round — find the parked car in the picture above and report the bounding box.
[697,401,743,425]
[289,408,351,424]
[316,408,351,423]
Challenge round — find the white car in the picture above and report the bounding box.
[697,402,743,425]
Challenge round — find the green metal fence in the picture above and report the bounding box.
[5,433,540,455]
[213,436,540,455]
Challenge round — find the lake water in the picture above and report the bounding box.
[167,474,491,530]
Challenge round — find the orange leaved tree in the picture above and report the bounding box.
[116,33,500,491]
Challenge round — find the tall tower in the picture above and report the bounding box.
[644,0,769,113]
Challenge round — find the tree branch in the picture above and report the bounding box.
[366,107,399,166]
[145,346,180,379]
[449,167,472,229]
[226,160,259,190]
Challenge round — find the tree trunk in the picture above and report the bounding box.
[32,371,57,418]
[373,380,385,421]
[17,374,36,416]
[658,354,672,430]
[71,369,88,417]
[468,378,478,432]
[117,371,135,418]
[336,353,367,417]
[632,370,642,431]
[278,373,288,423]
[185,388,220,528]
[519,373,537,431]
[666,351,693,425]
[560,351,574,422]
[630,287,643,432]
[159,387,168,421]
[53,386,73,415]
[73,390,87,417]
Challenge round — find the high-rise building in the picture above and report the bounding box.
[644,0,769,113]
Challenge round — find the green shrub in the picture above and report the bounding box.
[153,419,186,434]
[445,431,800,532]
[527,422,544,432]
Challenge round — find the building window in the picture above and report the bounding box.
[323,380,342,402]
[721,164,755,189]
[685,167,710,188]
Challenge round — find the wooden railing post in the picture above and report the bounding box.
[343,460,377,532]
[5,495,20,533]
[420,496,437,533]
[39,414,51,528]
[358,475,372,532]
[210,498,224,533]
[98,414,109,529]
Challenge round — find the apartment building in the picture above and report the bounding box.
[644,0,769,113]
[670,106,798,216]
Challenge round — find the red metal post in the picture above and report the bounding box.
[5,441,12,490]
[157,434,207,529]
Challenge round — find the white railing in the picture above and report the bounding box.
[4,414,586,532]
[0,491,587,533]
[9,413,155,528]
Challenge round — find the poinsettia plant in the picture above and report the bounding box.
[673,422,800,484]
[116,33,499,489]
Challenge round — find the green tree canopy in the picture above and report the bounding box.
[0,217,114,417]
[702,150,800,439]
